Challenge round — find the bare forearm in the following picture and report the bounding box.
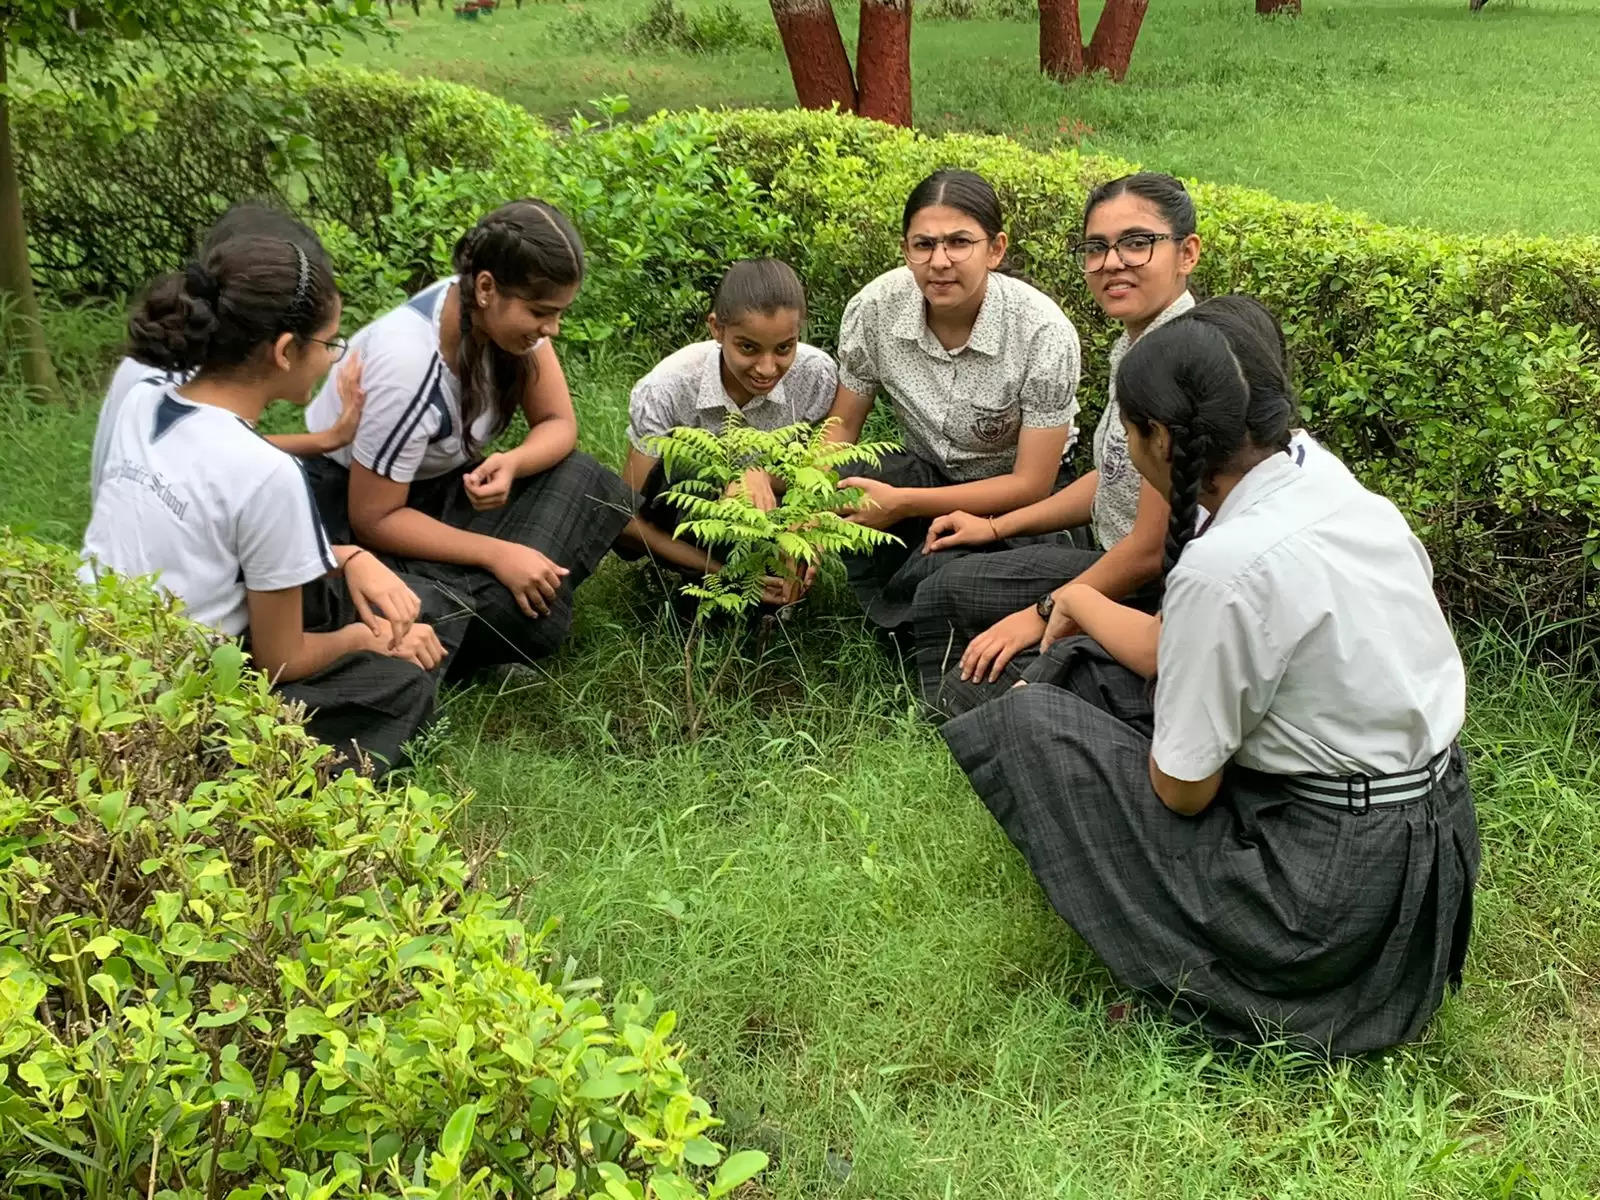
[899,472,1055,520]
[990,471,1097,538]
[361,506,500,570]
[1062,584,1161,679]
[1065,532,1163,605]
[823,389,871,443]
[508,417,578,478]
[619,516,723,575]
[266,430,338,457]
[264,623,373,684]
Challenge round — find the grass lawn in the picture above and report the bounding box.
[7,311,1600,1196]
[344,0,1599,237]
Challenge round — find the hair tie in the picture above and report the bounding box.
[289,243,311,321]
[184,262,221,305]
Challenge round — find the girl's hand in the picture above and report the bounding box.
[323,351,367,452]
[344,550,419,648]
[356,618,447,670]
[760,560,818,608]
[837,476,904,530]
[961,607,1046,683]
[487,542,569,618]
[385,621,447,671]
[464,452,518,511]
[729,468,780,513]
[1039,583,1087,653]
[924,510,998,554]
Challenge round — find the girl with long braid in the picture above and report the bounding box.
[940,295,1479,1055]
[303,199,635,677]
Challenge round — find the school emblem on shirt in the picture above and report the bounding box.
[971,408,1019,446]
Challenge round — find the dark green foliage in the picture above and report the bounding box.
[12,74,1600,624]
[0,535,766,1199]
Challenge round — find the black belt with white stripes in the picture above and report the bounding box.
[1281,748,1452,812]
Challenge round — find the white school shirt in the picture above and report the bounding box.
[91,358,183,504]
[836,267,1081,481]
[1152,449,1465,782]
[626,341,838,454]
[1089,291,1195,550]
[306,279,542,483]
[80,379,336,637]
[1191,431,1349,530]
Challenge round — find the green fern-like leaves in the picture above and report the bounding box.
[646,417,901,619]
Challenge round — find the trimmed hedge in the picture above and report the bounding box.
[689,108,1600,621]
[14,67,550,299]
[14,71,1600,623]
[0,535,764,1199]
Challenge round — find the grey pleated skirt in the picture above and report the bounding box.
[940,637,1480,1056]
[306,452,636,678]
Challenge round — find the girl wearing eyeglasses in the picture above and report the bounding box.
[912,172,1202,717]
[302,199,635,679]
[91,204,366,507]
[823,168,1083,638]
[81,226,454,774]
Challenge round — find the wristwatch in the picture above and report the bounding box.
[1035,592,1055,621]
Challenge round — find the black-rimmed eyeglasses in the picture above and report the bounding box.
[307,334,350,363]
[1071,232,1175,273]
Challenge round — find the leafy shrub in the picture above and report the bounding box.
[0,534,766,1199]
[317,96,794,348]
[649,418,900,617]
[631,0,779,54]
[15,75,1600,623]
[920,0,1034,22]
[12,67,550,299]
[556,0,775,55]
[684,106,1600,627]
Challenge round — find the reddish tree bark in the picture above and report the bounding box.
[1038,0,1085,80]
[856,0,913,126]
[768,0,858,112]
[1256,0,1300,12]
[1084,0,1148,81]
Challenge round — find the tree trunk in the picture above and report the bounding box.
[768,0,858,112]
[1084,0,1147,81]
[856,0,912,126]
[0,34,62,404]
[1256,0,1300,12]
[1038,0,1085,79]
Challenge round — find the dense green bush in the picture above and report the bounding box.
[13,67,550,299]
[556,0,778,56]
[315,96,793,341]
[0,535,765,1199]
[14,72,1600,621]
[688,107,1600,624]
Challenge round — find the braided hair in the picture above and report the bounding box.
[1115,294,1294,586]
[128,233,336,376]
[452,199,585,454]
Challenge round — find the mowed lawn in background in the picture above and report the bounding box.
[345,0,1599,237]
[5,306,1600,1196]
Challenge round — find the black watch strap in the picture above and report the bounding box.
[1035,593,1055,621]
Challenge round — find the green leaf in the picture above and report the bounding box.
[682,1136,721,1166]
[84,935,118,959]
[210,643,244,694]
[284,1006,336,1040]
[710,1150,769,1197]
[577,1070,635,1100]
[440,1102,478,1162]
[86,973,120,1009]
